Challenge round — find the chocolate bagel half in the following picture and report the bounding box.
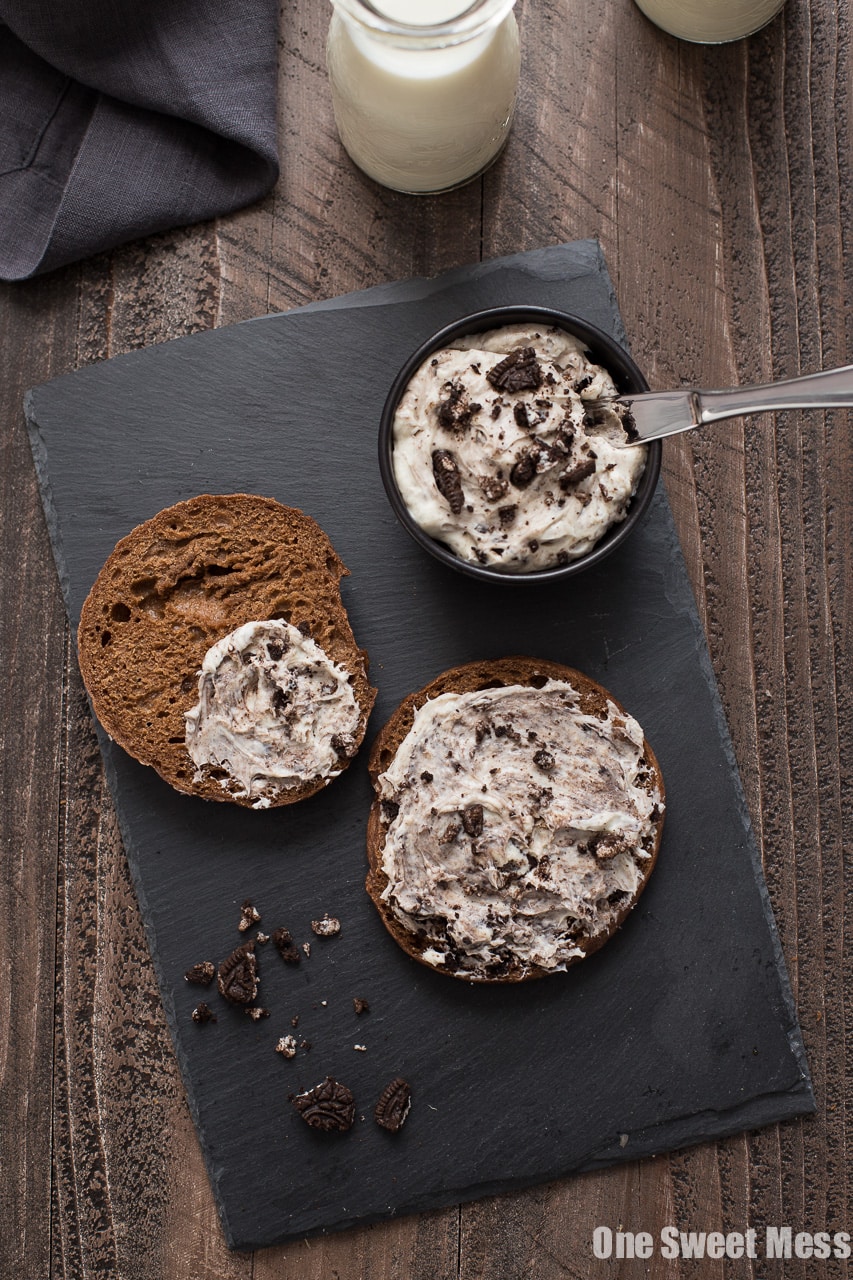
[77,494,375,808]
[366,657,664,982]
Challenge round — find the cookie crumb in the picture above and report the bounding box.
[191,1003,217,1024]
[354,1044,367,1052]
[276,1035,298,1059]
[184,961,215,985]
[302,941,311,958]
[311,914,341,937]
[255,931,270,944]
[353,997,370,1015]
[272,926,300,965]
[238,900,261,932]
[245,1006,270,1021]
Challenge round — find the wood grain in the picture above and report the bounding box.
[1,0,851,1275]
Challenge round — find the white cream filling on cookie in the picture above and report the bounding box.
[392,324,647,572]
[377,681,662,976]
[185,620,361,808]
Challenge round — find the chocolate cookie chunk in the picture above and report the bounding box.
[292,1077,355,1132]
[374,1078,412,1132]
[486,347,543,393]
[217,941,258,1004]
[432,449,465,515]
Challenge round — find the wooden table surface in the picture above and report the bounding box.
[2,1,850,1276]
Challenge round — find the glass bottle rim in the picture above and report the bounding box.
[330,0,517,44]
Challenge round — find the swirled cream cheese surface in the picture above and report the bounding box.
[185,620,360,808]
[377,681,663,977]
[392,324,647,572]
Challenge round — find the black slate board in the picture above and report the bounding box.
[26,240,814,1251]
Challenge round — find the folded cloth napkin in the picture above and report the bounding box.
[0,0,280,281]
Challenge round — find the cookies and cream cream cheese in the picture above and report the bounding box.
[376,681,662,977]
[392,324,647,572]
[185,620,361,808]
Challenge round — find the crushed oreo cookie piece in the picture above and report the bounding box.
[513,401,531,430]
[509,450,537,489]
[266,638,288,661]
[381,798,400,824]
[559,459,597,490]
[374,1078,412,1132]
[461,804,484,837]
[353,997,370,1015]
[622,406,639,442]
[276,1034,298,1058]
[272,687,291,716]
[311,914,341,938]
[479,473,509,503]
[486,346,542,393]
[246,1006,270,1021]
[592,832,633,861]
[272,926,301,965]
[533,747,555,772]
[432,449,465,514]
[436,379,481,432]
[498,504,517,528]
[292,1077,355,1132]
[217,942,258,1004]
[331,732,358,760]
[191,1002,217,1024]
[184,961,215,986]
[238,900,261,932]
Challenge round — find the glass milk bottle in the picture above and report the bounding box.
[326,0,520,194]
[633,0,785,42]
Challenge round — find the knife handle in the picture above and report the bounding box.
[698,363,853,424]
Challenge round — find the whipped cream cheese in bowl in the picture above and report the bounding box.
[379,307,661,582]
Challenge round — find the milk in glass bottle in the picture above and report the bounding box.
[326,0,520,193]
[633,0,785,42]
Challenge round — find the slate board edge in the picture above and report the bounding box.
[96,731,239,1241]
[651,499,813,1099]
[25,387,74,625]
[228,1089,816,1253]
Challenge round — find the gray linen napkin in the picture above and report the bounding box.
[0,1,279,281]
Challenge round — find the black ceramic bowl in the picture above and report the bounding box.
[378,306,661,584]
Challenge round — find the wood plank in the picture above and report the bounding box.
[0,268,80,1280]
